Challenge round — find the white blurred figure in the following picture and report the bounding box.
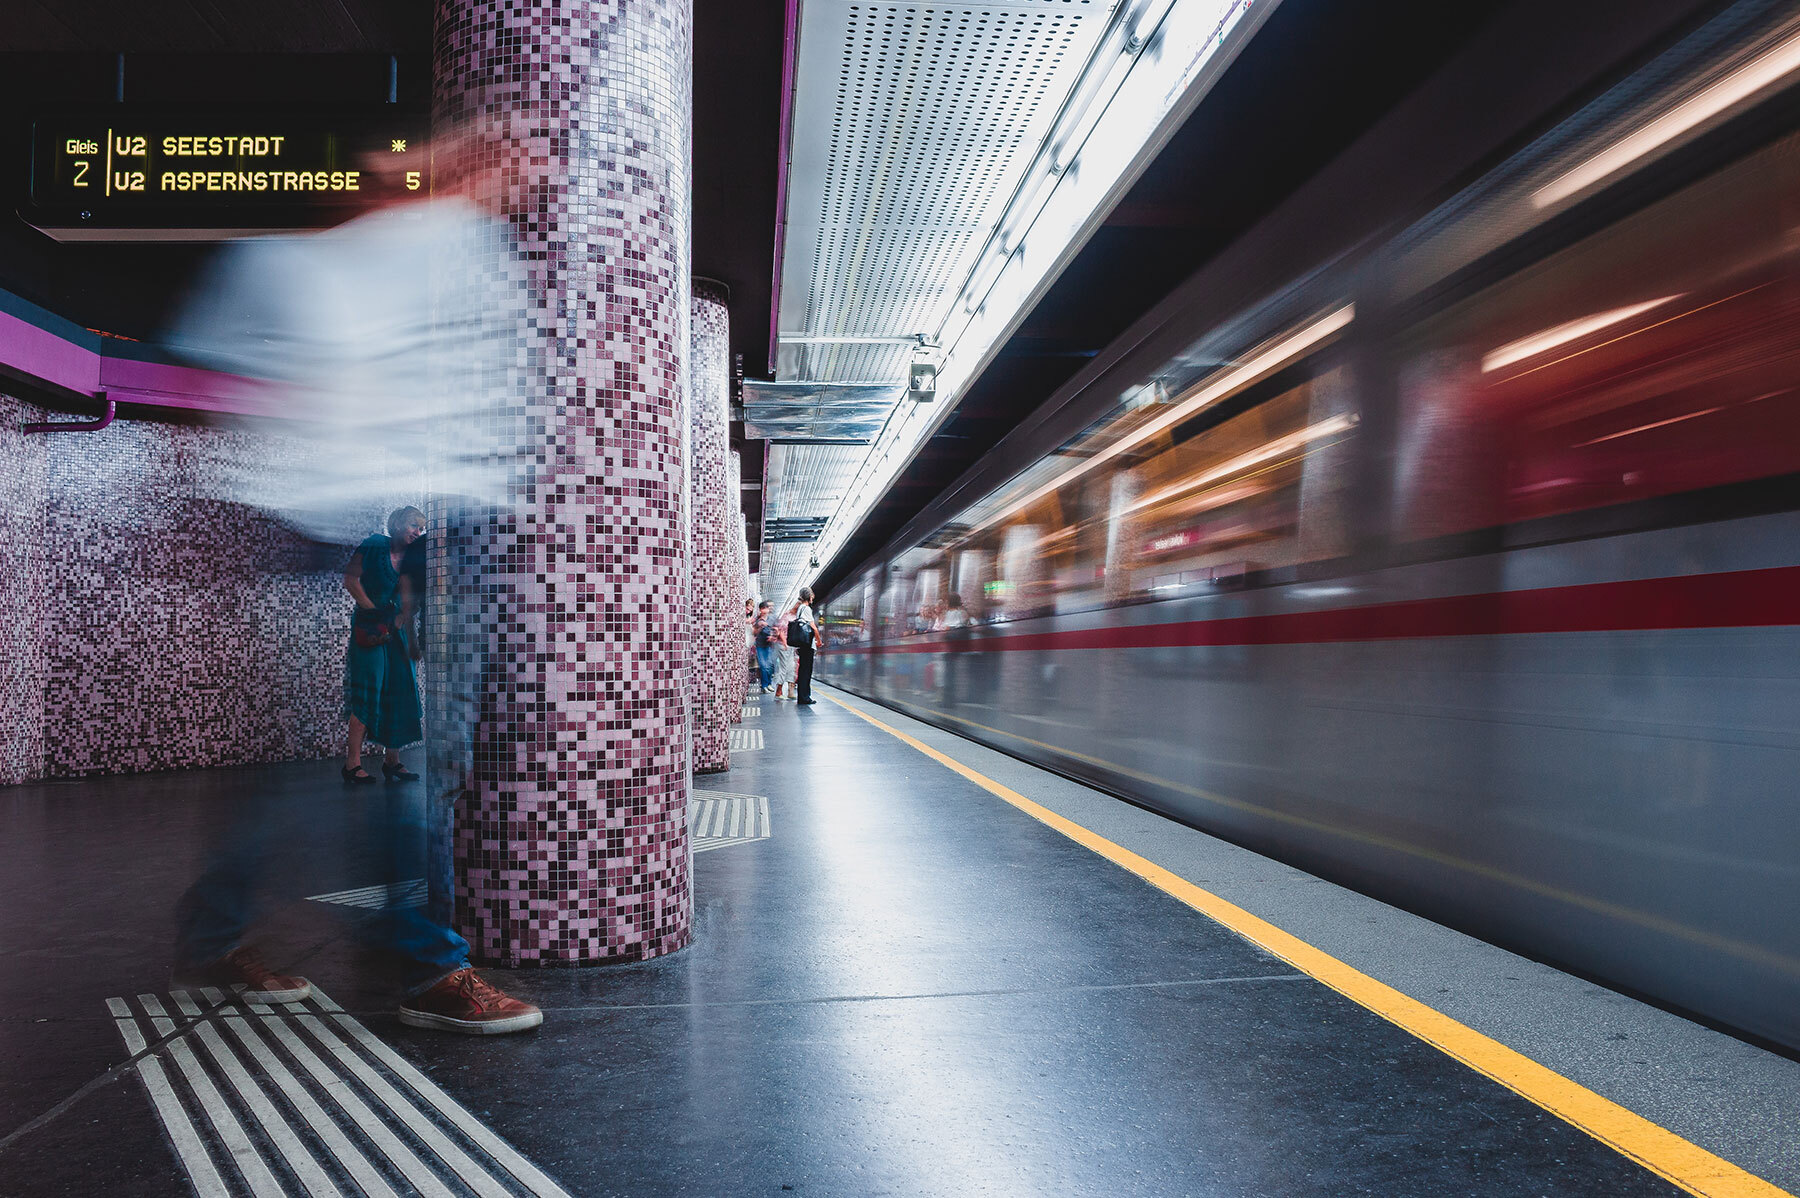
[164,128,548,1032]
[167,186,524,544]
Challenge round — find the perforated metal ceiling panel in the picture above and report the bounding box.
[763,0,1113,588]
[764,442,871,519]
[759,441,873,601]
[779,0,1109,383]
[758,540,809,608]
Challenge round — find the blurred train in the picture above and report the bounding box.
[817,0,1800,1050]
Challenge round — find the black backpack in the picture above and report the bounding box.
[787,617,814,649]
[755,619,774,648]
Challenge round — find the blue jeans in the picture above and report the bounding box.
[755,644,775,688]
[176,780,470,996]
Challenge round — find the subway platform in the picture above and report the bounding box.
[3,686,1799,1198]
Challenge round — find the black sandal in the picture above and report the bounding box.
[382,762,420,783]
[341,765,377,785]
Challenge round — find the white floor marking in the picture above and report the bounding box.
[690,791,771,852]
[728,727,764,752]
[289,1011,520,1198]
[168,992,341,1198]
[311,993,574,1198]
[243,999,456,1198]
[304,881,427,910]
[140,994,289,1198]
[107,987,570,1197]
[208,998,400,1198]
[110,997,232,1198]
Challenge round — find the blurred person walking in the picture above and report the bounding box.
[792,587,822,706]
[166,128,544,1036]
[754,600,776,692]
[343,507,427,784]
[771,606,797,701]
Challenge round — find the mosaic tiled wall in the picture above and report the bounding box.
[432,0,694,965]
[689,283,735,772]
[0,402,406,783]
[0,397,48,786]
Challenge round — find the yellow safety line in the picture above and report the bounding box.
[823,690,1792,1198]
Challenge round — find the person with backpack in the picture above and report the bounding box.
[790,587,823,706]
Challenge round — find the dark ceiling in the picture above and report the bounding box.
[0,0,783,383]
[1,0,783,567]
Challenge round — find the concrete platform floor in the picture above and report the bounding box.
[1,684,1796,1196]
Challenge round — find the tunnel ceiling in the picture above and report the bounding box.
[757,0,1125,609]
[808,0,1524,602]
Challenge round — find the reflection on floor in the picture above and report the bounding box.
[108,986,569,1198]
[0,687,1777,1196]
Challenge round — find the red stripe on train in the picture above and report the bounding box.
[832,565,1800,653]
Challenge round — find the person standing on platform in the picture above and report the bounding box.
[792,587,823,706]
[342,507,427,785]
[753,600,776,692]
[771,607,796,701]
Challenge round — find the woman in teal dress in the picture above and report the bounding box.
[343,507,427,783]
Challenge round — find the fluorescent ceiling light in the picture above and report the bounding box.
[1534,27,1800,209]
[1480,296,1678,373]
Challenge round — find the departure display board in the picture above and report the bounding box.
[24,107,429,241]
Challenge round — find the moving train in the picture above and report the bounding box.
[817,0,1800,1050]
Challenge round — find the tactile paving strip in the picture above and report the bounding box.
[689,790,771,852]
[107,987,570,1197]
[727,728,764,753]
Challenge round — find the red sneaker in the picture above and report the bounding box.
[398,968,543,1035]
[174,947,312,1004]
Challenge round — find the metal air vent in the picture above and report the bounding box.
[765,517,833,542]
[743,380,900,441]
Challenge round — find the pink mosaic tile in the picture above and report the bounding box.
[0,395,48,786]
[430,0,694,966]
[0,402,373,784]
[689,282,736,772]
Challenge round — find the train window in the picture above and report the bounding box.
[1393,129,1800,542]
[824,574,869,644]
[923,359,1362,624]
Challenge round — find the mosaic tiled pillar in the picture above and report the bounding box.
[431,0,693,965]
[688,282,735,772]
[729,448,751,714]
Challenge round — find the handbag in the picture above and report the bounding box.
[353,605,397,649]
[787,617,814,649]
